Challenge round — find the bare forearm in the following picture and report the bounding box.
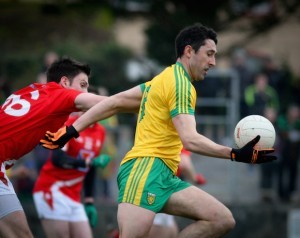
[184,134,231,159]
[73,86,142,132]
[73,92,141,132]
[73,98,118,132]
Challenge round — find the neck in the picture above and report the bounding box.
[176,59,193,82]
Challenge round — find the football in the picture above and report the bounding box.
[234,115,276,149]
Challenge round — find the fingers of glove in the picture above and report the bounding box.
[51,127,67,141]
[256,155,277,164]
[258,148,275,155]
[40,141,59,150]
[40,139,51,144]
[45,131,54,140]
[40,136,62,148]
[246,135,261,147]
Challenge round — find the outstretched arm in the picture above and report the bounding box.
[173,114,231,159]
[73,84,142,132]
[41,84,143,149]
[173,114,277,164]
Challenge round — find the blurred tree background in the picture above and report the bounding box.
[1,0,300,92]
[0,1,133,93]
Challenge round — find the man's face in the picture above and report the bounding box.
[188,39,217,81]
[68,73,89,93]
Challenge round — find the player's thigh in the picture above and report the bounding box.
[163,185,231,221]
[118,202,155,237]
[70,221,93,238]
[41,219,70,238]
[0,210,33,238]
[0,194,33,238]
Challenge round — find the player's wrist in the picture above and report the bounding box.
[84,197,95,205]
[230,148,238,161]
[67,125,79,138]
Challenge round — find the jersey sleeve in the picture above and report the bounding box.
[140,81,151,93]
[50,87,81,114]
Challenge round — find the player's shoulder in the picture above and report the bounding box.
[45,82,81,97]
[152,65,175,85]
[44,82,65,91]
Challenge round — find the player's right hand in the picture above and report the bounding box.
[230,135,277,164]
[40,125,79,150]
[39,138,60,150]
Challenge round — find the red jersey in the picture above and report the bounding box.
[0,82,81,163]
[33,115,106,202]
[176,148,191,177]
[181,148,191,157]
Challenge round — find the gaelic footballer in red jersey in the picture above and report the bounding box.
[0,83,80,166]
[33,114,106,202]
[0,58,102,238]
[0,57,142,238]
[33,114,110,237]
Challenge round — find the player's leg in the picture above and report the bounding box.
[163,185,235,238]
[69,202,93,238]
[70,221,93,238]
[148,213,178,238]
[41,219,70,238]
[34,190,92,238]
[0,194,33,238]
[0,210,33,238]
[34,191,71,238]
[117,157,167,238]
[118,202,155,238]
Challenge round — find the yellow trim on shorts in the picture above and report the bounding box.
[123,157,155,205]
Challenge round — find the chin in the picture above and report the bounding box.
[196,76,205,81]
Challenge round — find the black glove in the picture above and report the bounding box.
[40,125,79,149]
[231,135,277,164]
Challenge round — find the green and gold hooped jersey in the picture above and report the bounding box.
[122,62,196,173]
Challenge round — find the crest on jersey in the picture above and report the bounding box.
[147,192,156,205]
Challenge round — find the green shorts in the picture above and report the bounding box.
[117,157,190,213]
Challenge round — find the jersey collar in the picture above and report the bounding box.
[175,62,192,82]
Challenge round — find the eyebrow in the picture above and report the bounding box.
[207,49,217,54]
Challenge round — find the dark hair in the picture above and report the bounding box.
[175,23,218,58]
[46,57,91,83]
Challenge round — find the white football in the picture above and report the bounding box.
[234,115,276,149]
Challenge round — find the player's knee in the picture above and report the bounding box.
[214,208,236,233]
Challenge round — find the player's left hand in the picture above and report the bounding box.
[84,203,98,228]
[231,135,277,164]
[40,125,79,149]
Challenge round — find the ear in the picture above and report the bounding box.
[60,76,70,88]
[183,45,194,58]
